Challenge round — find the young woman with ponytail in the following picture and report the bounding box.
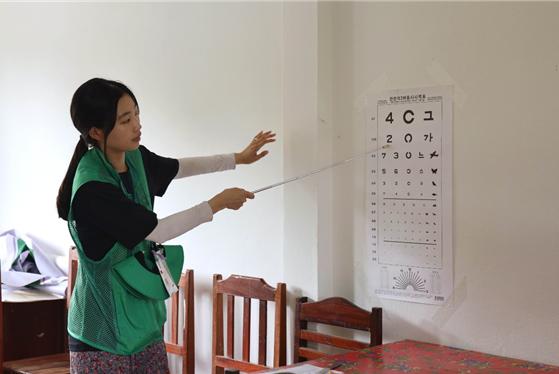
[57,78,275,373]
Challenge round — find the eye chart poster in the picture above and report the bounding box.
[366,86,453,305]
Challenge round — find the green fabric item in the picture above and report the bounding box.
[67,147,181,355]
[14,238,35,266]
[12,239,41,286]
[114,244,183,300]
[15,238,29,258]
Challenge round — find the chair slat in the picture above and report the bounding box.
[227,295,235,357]
[298,347,327,361]
[370,307,383,346]
[184,270,195,374]
[212,275,224,374]
[300,330,369,351]
[258,300,267,365]
[273,283,286,368]
[300,297,371,330]
[165,343,186,355]
[170,290,179,344]
[215,355,268,372]
[293,296,308,363]
[216,275,276,301]
[242,297,251,362]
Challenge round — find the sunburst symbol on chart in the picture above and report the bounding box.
[393,268,427,292]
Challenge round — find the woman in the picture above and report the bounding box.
[56,78,275,373]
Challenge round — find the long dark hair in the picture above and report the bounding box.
[56,78,138,220]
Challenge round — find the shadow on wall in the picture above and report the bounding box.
[381,277,469,346]
[382,310,461,346]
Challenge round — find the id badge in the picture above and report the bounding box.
[152,247,179,296]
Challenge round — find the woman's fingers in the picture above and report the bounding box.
[253,131,275,142]
[252,133,276,150]
[255,150,268,160]
[255,137,275,146]
[222,188,254,209]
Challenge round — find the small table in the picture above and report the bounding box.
[1,289,67,361]
[262,340,559,373]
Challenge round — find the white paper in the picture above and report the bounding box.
[366,86,453,305]
[34,281,68,299]
[0,233,17,272]
[1,285,65,302]
[0,229,68,299]
[24,232,67,278]
[1,270,44,288]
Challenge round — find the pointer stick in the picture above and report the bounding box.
[252,144,390,194]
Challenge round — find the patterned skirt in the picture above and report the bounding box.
[70,340,169,374]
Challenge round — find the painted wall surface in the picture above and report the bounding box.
[282,2,321,364]
[0,3,283,372]
[320,2,559,366]
[2,1,559,371]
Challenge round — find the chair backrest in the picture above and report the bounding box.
[165,269,195,374]
[212,274,286,373]
[294,296,382,363]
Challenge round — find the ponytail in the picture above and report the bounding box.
[56,137,88,221]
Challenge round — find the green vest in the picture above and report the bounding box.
[67,147,166,355]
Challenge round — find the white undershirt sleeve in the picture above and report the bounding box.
[175,154,236,179]
[145,202,213,243]
[149,154,235,242]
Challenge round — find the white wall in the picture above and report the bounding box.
[2,1,559,371]
[320,2,559,366]
[0,3,284,372]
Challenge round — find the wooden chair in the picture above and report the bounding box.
[165,269,195,374]
[212,274,286,373]
[293,297,382,363]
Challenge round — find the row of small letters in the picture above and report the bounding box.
[377,168,438,175]
[377,150,439,160]
[383,110,435,124]
[383,133,435,143]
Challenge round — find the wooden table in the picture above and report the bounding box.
[262,340,559,373]
[1,297,67,361]
[1,289,70,373]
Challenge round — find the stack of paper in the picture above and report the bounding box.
[1,229,68,301]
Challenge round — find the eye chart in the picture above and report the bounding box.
[366,86,452,305]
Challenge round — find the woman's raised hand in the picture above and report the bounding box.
[208,131,274,214]
[208,188,255,213]
[235,131,276,165]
